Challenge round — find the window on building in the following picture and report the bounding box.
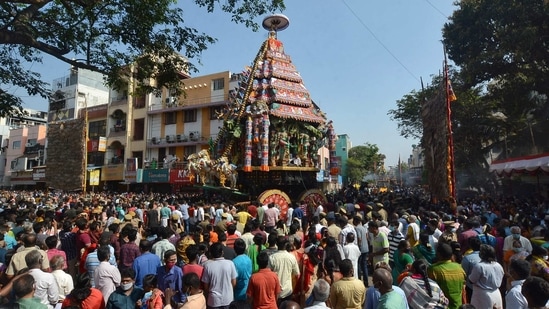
[165,112,177,125]
[212,78,224,90]
[133,118,145,141]
[134,95,146,109]
[184,146,196,158]
[184,109,197,123]
[88,120,107,139]
[12,141,21,149]
[210,106,223,120]
[87,152,105,166]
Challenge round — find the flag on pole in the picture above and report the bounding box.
[447,80,457,102]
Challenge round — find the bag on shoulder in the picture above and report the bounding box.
[477,233,496,247]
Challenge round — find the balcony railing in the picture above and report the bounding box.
[148,94,228,112]
[147,134,216,148]
[109,126,126,137]
[111,97,128,106]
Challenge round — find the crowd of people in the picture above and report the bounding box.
[0,190,547,309]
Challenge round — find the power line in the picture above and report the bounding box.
[341,0,420,83]
[424,0,449,19]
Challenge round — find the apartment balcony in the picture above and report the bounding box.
[148,94,228,114]
[147,133,212,148]
[111,97,128,107]
[108,126,126,137]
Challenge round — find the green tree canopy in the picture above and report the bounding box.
[443,0,549,158]
[0,0,285,116]
[347,143,385,184]
[390,0,549,192]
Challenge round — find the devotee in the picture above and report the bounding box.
[329,259,365,309]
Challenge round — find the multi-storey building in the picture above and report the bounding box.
[0,110,48,188]
[101,71,235,192]
[336,134,351,186]
[408,144,424,186]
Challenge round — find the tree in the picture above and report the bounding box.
[347,143,385,184]
[388,75,443,140]
[390,71,504,192]
[443,0,548,94]
[0,0,285,116]
[443,0,549,157]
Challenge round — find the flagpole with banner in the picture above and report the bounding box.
[444,47,457,200]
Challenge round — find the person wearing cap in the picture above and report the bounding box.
[353,204,361,219]
[339,207,348,218]
[326,212,341,241]
[319,212,327,227]
[216,213,229,234]
[376,202,388,222]
[199,213,210,232]
[344,201,355,217]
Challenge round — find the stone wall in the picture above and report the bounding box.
[46,119,86,191]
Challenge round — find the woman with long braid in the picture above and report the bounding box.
[399,259,449,309]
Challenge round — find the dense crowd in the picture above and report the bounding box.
[0,190,547,309]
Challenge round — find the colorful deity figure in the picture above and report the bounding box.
[269,130,278,166]
[277,127,289,165]
[299,133,310,167]
[309,136,320,168]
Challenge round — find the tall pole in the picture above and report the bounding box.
[83,94,88,193]
[444,48,456,200]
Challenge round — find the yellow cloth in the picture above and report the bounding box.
[236,211,253,225]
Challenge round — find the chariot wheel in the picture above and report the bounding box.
[298,189,327,209]
[257,189,291,220]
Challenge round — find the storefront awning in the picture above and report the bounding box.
[490,153,549,176]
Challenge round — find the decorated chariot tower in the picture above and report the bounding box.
[187,14,338,216]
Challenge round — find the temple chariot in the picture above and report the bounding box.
[186,15,338,217]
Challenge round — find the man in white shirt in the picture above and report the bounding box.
[339,217,357,245]
[269,238,300,301]
[196,203,205,223]
[26,250,59,309]
[179,200,190,233]
[50,255,74,302]
[343,234,361,279]
[94,246,121,303]
[505,259,529,309]
[503,226,533,256]
[314,203,324,218]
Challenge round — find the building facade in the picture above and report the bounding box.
[336,134,351,186]
[0,110,48,187]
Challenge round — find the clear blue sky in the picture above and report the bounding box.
[21,0,456,168]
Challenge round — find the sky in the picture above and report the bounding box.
[20,0,457,168]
